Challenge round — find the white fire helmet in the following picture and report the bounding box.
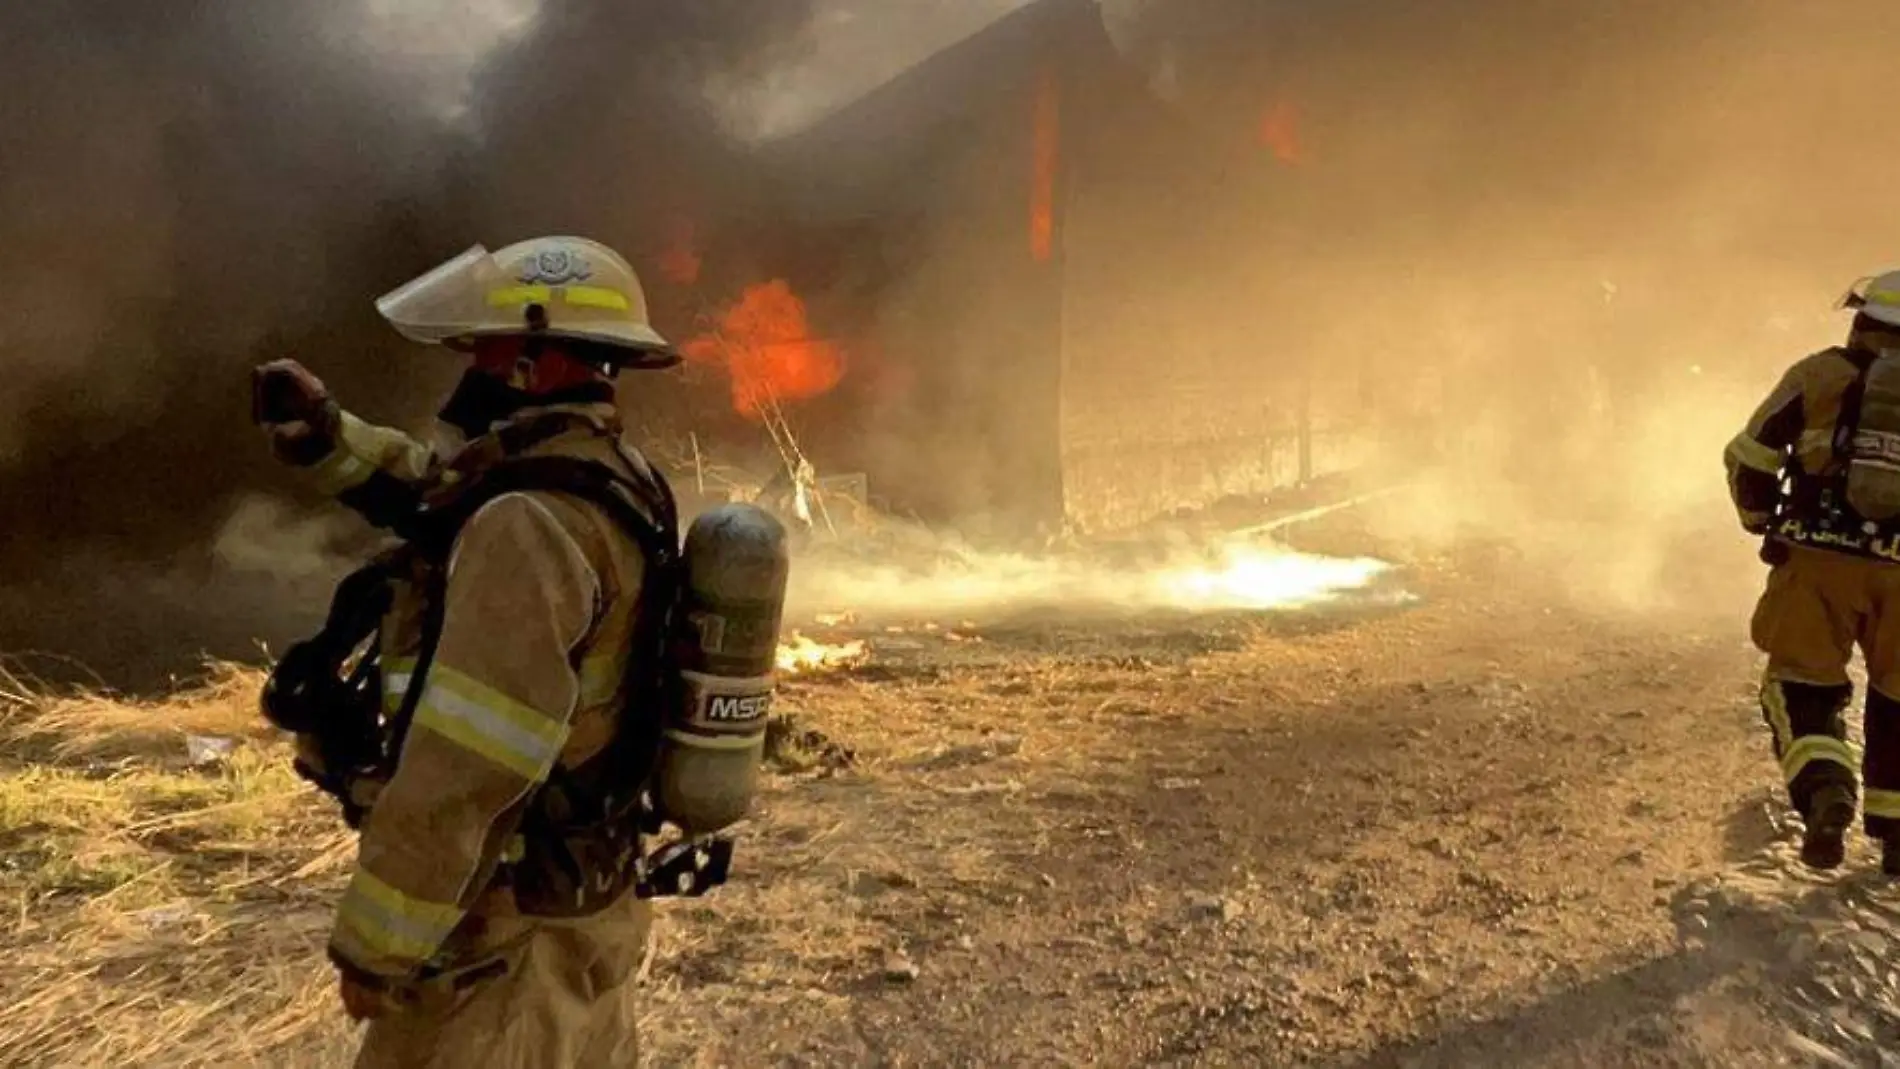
[1840,270,1900,329]
[375,236,679,368]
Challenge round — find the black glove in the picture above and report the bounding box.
[253,359,342,466]
[1759,538,1791,567]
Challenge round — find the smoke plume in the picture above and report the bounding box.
[9,0,1900,683]
[0,0,814,687]
[1084,0,1900,617]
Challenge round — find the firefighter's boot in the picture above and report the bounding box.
[1880,837,1900,877]
[1802,784,1856,870]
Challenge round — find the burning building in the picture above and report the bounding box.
[751,0,1374,541]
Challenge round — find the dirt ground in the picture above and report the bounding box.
[1,532,1881,1067]
[642,552,1806,1068]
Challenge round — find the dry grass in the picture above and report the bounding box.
[0,635,1174,1067]
[0,664,358,1068]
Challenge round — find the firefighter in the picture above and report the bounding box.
[1727,269,1900,875]
[255,237,682,1066]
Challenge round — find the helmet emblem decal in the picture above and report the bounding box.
[519,248,593,285]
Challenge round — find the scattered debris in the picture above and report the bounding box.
[1187,894,1241,924]
[848,870,917,897]
[882,950,922,984]
[133,902,195,932]
[763,715,856,774]
[184,735,236,767]
[911,735,1024,772]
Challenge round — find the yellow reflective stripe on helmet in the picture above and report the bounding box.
[486,284,629,312]
[560,285,630,311]
[1726,432,1782,475]
[411,665,570,781]
[1761,674,1795,752]
[487,284,552,308]
[1867,789,1900,819]
[1868,287,1900,307]
[334,868,463,964]
[1781,735,1857,783]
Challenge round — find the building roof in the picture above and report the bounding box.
[757,0,1139,223]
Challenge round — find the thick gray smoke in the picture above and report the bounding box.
[0,0,813,687]
[10,0,1900,683]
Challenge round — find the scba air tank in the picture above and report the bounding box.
[654,503,790,835]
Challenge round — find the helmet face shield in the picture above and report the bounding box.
[1840,278,1871,312]
[374,246,510,346]
[375,237,678,366]
[1845,271,1900,329]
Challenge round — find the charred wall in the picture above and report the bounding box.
[759,0,1098,540]
[765,0,1377,538]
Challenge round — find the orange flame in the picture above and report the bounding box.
[1257,99,1305,165]
[1029,68,1061,262]
[657,215,702,287]
[684,280,845,419]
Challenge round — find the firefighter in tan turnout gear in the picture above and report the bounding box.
[252,237,787,1066]
[1728,270,1900,876]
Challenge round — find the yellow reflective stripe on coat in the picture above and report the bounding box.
[1761,673,1795,751]
[1726,432,1783,475]
[334,868,463,964]
[487,285,629,311]
[309,413,399,495]
[1781,735,1857,783]
[411,665,571,781]
[311,449,373,494]
[383,656,419,713]
[1867,789,1900,819]
[579,653,623,708]
[561,285,630,311]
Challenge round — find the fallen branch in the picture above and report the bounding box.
[1230,484,1413,539]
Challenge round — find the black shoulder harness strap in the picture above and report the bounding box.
[1834,347,1880,464]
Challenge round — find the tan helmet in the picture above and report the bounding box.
[1840,270,1900,329]
[375,236,678,368]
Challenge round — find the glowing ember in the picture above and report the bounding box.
[1257,99,1305,166]
[684,280,845,419]
[657,215,702,287]
[1153,547,1389,610]
[1029,67,1060,262]
[776,633,869,674]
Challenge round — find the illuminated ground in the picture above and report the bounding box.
[665,557,1789,1067]
[0,534,1849,1067]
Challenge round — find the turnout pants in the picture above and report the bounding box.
[354,892,652,1069]
[1753,543,1900,839]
